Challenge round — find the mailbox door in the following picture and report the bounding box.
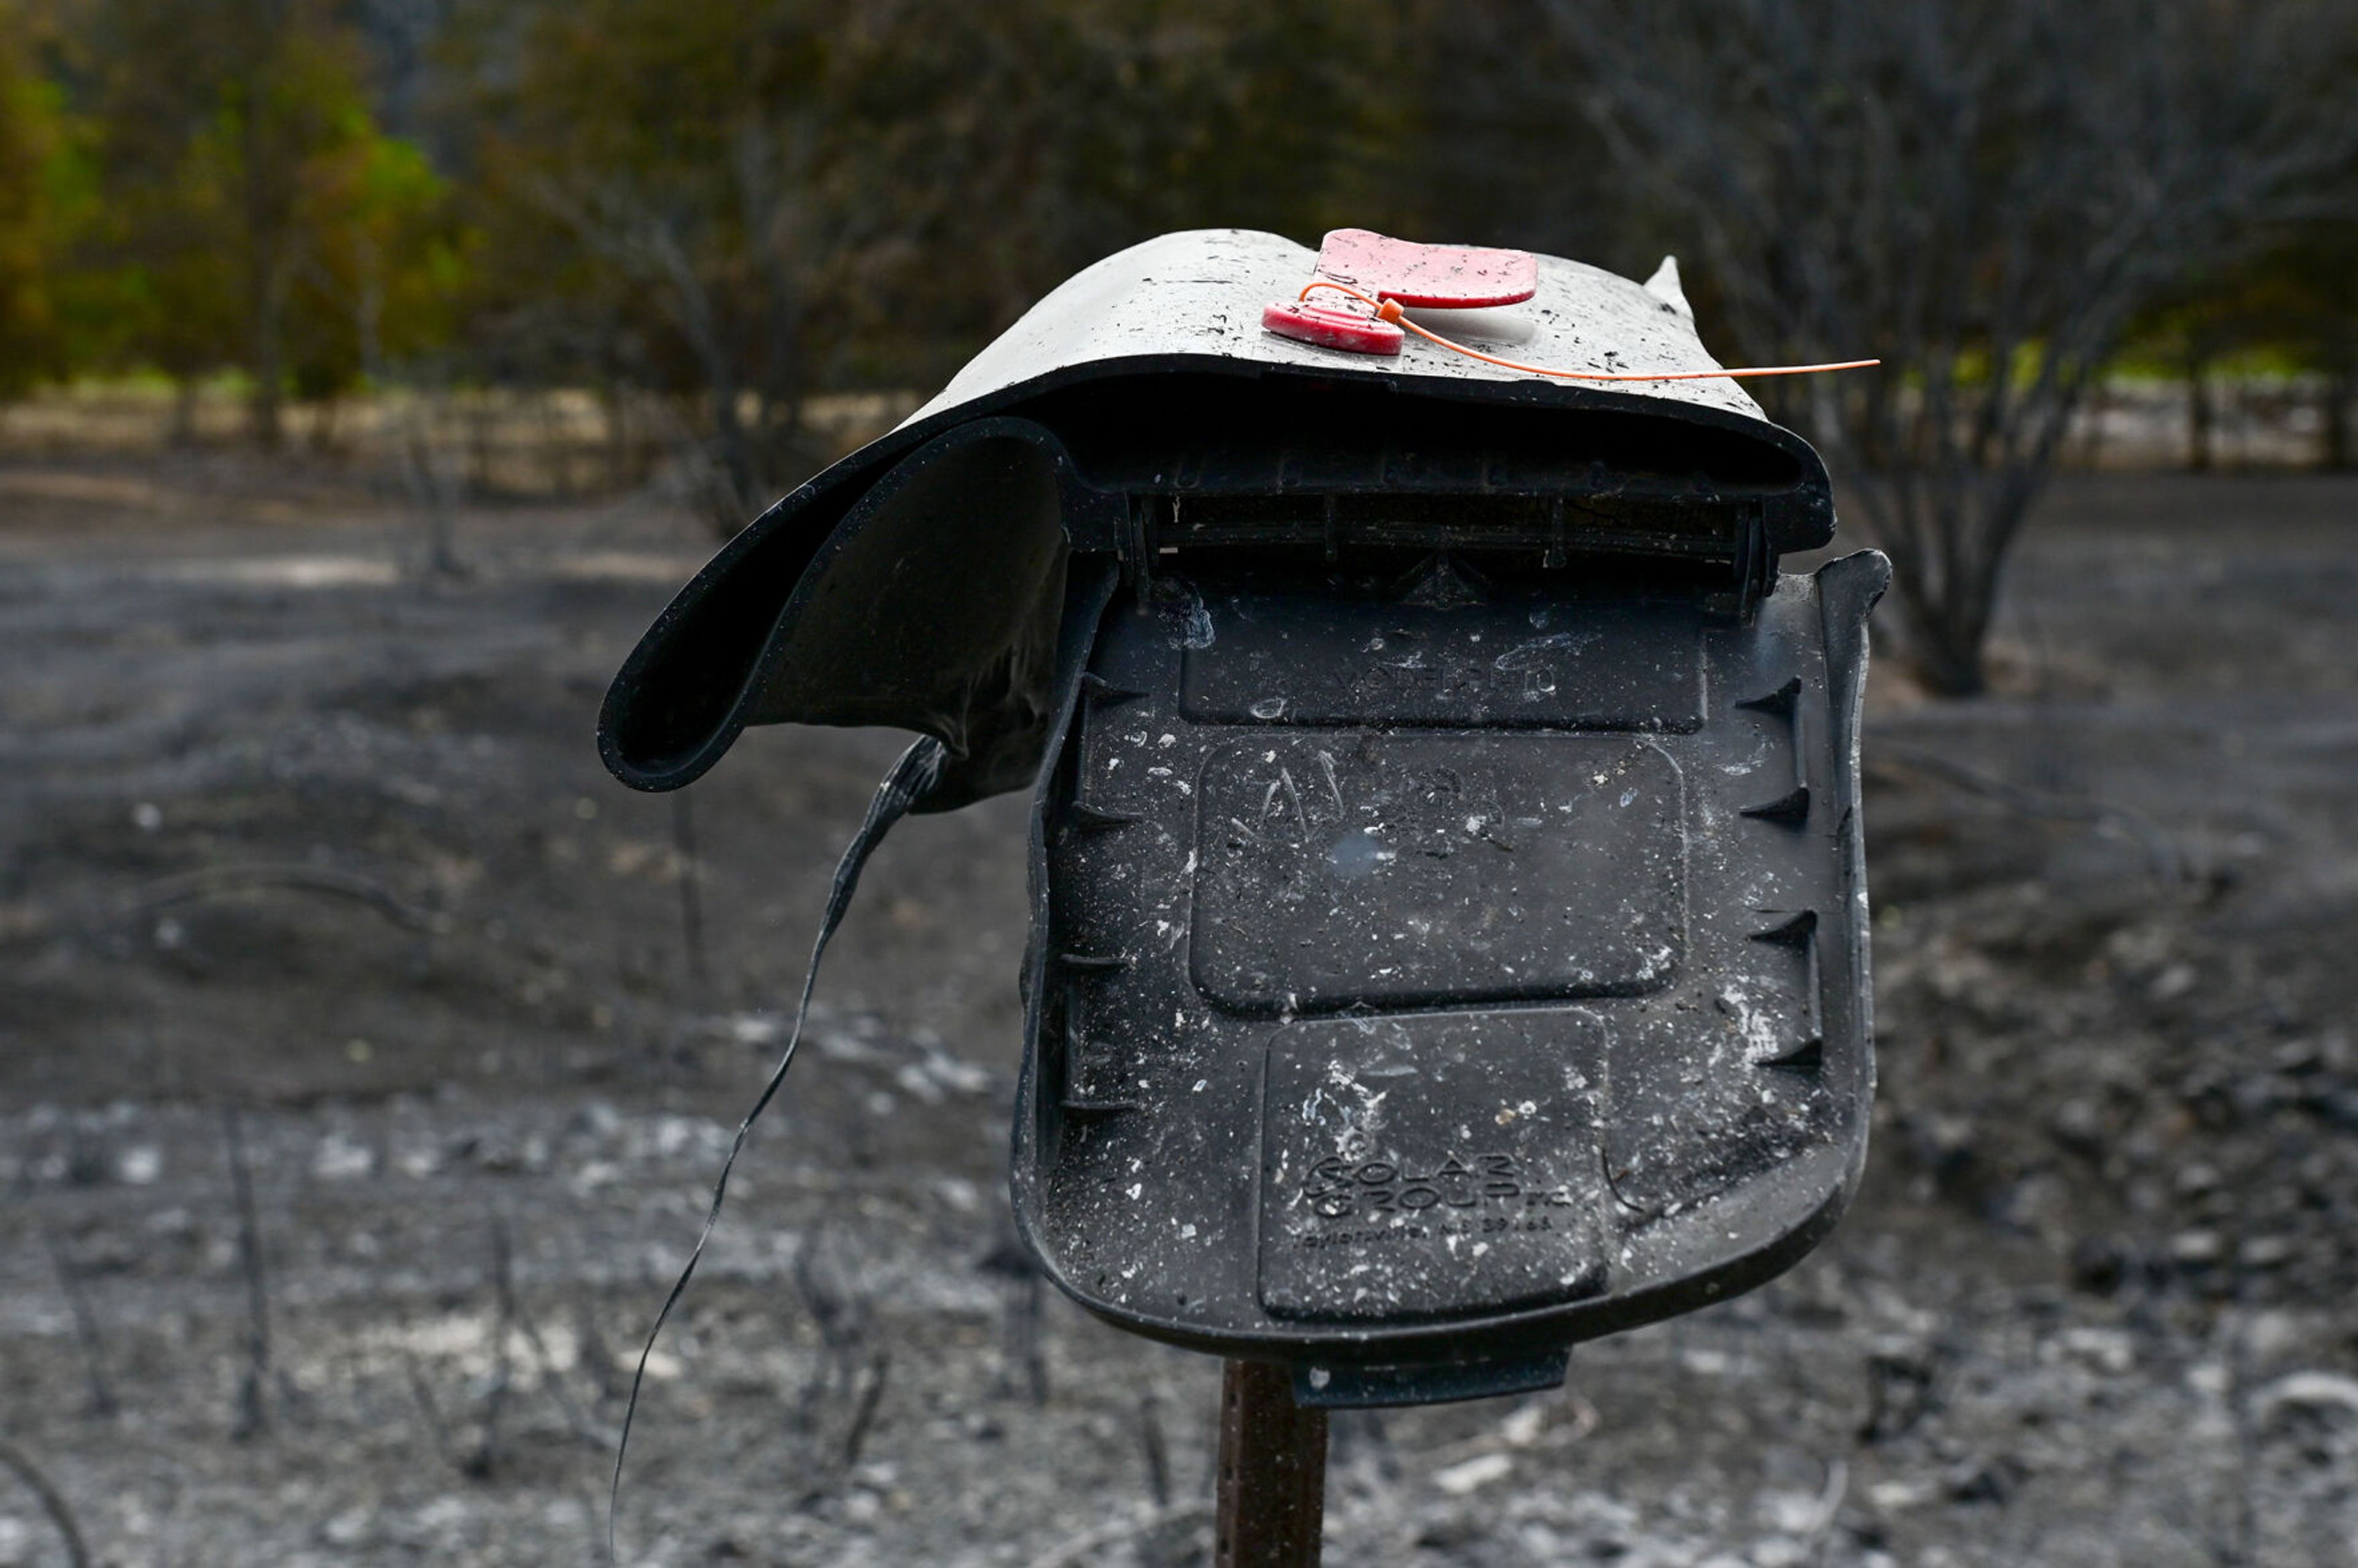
[1012,552,1885,1400]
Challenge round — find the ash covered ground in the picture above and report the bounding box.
[1,457,2354,1566]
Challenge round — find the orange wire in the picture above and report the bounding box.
[1296,281,1879,381]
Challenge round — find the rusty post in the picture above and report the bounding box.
[1214,1358,1328,1567]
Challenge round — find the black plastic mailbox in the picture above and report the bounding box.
[1027,545,1881,1406]
[599,229,1886,1409]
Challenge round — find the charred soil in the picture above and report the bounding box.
[2,458,2355,1566]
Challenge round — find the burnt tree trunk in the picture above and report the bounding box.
[2185,342,2216,472]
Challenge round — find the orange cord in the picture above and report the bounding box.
[1296,281,1879,382]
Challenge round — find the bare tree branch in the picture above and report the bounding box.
[0,1438,91,1568]
[1555,0,2358,691]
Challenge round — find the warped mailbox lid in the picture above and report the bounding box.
[597,228,1834,810]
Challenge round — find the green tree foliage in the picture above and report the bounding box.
[74,0,459,440]
[286,122,467,403]
[0,1,84,394]
[2,0,2352,607]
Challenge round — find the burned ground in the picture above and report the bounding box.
[1,457,2354,1566]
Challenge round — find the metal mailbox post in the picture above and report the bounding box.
[601,229,1885,1564]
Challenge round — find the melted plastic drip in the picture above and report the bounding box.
[609,735,946,1558]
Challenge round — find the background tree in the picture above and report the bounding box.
[6,0,2354,664]
[2130,265,2256,475]
[843,0,1414,366]
[449,0,1411,535]
[1551,0,2358,694]
[2244,214,2358,470]
[80,0,451,441]
[285,120,465,440]
[0,0,80,395]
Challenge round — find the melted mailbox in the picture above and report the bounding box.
[593,230,1888,1411]
[1021,553,1883,1406]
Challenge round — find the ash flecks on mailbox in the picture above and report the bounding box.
[1258,1012,1613,1324]
[597,228,1888,1409]
[1033,553,1880,1402]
